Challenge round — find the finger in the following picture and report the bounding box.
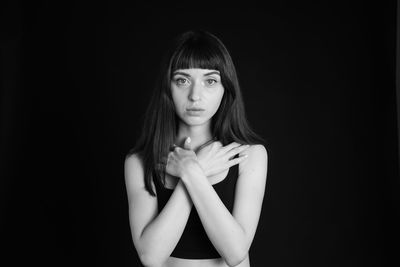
[226,144,250,159]
[209,141,223,150]
[207,140,221,148]
[167,151,177,163]
[220,142,242,154]
[227,153,249,168]
[183,136,192,150]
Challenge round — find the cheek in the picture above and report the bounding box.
[171,90,185,113]
[208,90,224,113]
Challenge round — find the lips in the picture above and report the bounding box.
[187,108,205,111]
[186,108,205,116]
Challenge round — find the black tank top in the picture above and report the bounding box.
[155,160,239,259]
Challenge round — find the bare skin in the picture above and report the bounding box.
[164,253,251,267]
[125,140,267,267]
[161,142,253,267]
[125,69,268,267]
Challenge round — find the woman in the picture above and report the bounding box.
[124,30,268,267]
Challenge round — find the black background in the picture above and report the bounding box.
[1,1,399,266]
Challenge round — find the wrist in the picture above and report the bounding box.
[181,164,205,184]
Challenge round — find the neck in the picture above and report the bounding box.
[175,121,213,152]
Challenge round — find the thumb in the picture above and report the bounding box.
[183,136,192,150]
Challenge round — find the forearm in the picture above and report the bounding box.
[182,172,247,266]
[137,180,193,266]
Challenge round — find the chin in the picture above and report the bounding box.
[182,116,211,126]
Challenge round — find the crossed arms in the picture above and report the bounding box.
[124,144,268,267]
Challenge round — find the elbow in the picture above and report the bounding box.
[139,252,164,267]
[138,252,154,267]
[134,236,168,267]
[226,255,247,267]
[224,247,248,267]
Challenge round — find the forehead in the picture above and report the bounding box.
[172,68,220,76]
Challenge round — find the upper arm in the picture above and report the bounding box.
[232,144,268,250]
[124,154,158,246]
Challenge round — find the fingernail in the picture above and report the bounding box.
[187,137,191,143]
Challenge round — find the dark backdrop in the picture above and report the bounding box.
[1,1,399,266]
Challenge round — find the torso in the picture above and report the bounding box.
[163,254,250,267]
[160,161,251,267]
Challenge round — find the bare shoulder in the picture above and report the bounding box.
[239,144,268,164]
[238,144,268,177]
[248,144,268,158]
[125,152,143,171]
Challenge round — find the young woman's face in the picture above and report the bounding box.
[171,68,225,127]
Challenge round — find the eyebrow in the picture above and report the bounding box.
[172,71,221,77]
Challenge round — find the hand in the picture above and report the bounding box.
[165,137,203,178]
[196,141,250,177]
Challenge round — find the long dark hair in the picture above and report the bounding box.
[126,30,265,196]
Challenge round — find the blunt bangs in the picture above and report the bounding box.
[170,39,225,74]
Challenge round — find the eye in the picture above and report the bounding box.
[175,77,189,86]
[206,79,218,86]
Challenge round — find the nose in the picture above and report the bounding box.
[189,81,202,102]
